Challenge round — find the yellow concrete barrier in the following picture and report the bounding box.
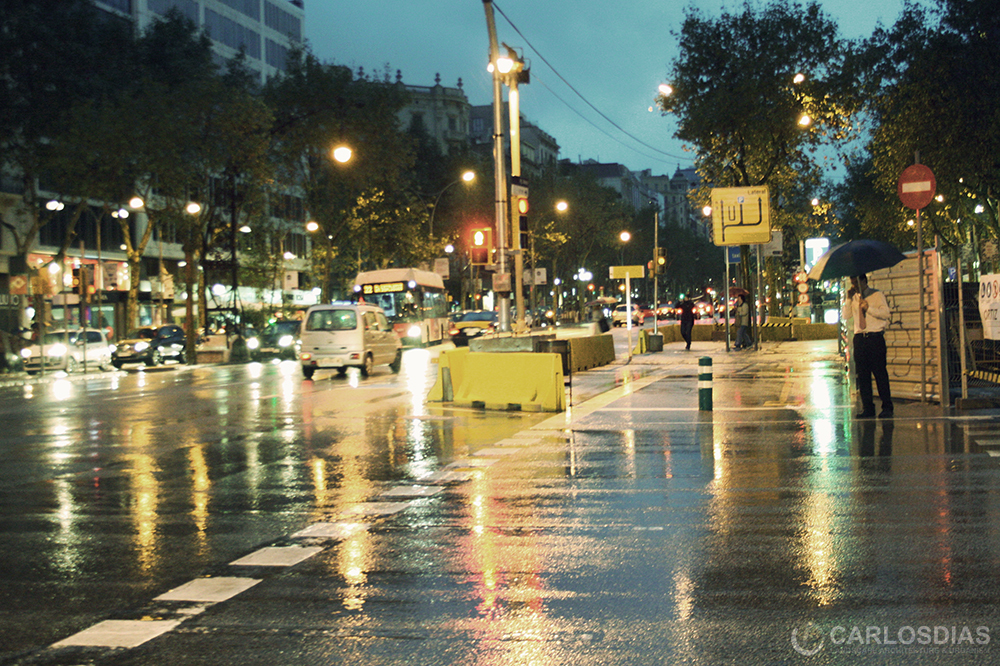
[429,350,564,411]
[568,334,615,370]
[427,347,469,402]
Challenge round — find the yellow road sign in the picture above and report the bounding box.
[711,186,772,246]
[609,265,645,279]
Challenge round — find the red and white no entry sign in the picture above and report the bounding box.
[898,163,936,210]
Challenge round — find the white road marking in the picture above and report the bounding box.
[52,619,182,649]
[155,577,261,603]
[379,485,444,499]
[229,545,323,567]
[290,522,368,540]
[342,501,414,517]
[445,458,499,469]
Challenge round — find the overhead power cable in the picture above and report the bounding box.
[492,1,692,163]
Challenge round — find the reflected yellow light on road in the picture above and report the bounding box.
[338,535,371,611]
[130,453,160,572]
[188,444,210,552]
[311,457,327,494]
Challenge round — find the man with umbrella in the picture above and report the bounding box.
[844,274,894,418]
[810,239,905,419]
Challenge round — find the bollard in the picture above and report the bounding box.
[698,356,712,411]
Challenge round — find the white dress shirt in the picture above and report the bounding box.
[842,287,890,334]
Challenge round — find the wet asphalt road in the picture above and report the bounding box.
[3,333,1000,665]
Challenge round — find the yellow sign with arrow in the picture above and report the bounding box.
[710,186,772,246]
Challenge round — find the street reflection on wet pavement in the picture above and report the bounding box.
[3,340,1000,664]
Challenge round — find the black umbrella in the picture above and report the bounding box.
[807,240,907,281]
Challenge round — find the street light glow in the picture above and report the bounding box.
[306,220,319,232]
[798,114,812,127]
[462,170,475,182]
[556,200,569,212]
[332,146,353,163]
[496,56,514,74]
[129,196,144,209]
[186,202,201,215]
[793,73,806,84]
[658,83,673,96]
[620,231,631,243]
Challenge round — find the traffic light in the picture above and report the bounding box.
[470,226,493,265]
[514,193,529,250]
[655,247,666,274]
[511,180,529,250]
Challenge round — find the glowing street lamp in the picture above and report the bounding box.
[332,145,353,163]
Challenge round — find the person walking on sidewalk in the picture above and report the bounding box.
[678,299,696,350]
[844,274,894,419]
[734,294,752,350]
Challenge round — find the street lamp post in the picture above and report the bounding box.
[619,230,631,266]
[428,171,475,238]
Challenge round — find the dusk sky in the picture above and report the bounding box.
[305,1,916,178]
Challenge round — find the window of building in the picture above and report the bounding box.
[264,1,302,40]
[217,0,259,20]
[448,117,457,131]
[265,38,288,70]
[148,0,198,22]
[204,8,261,59]
[95,0,131,13]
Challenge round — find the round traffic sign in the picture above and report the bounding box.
[898,164,936,210]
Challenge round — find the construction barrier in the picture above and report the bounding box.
[565,334,616,371]
[428,349,565,412]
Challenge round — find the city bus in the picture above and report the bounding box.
[353,268,449,347]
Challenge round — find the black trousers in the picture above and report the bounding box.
[680,320,693,347]
[854,332,893,413]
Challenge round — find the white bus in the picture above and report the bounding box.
[353,268,448,346]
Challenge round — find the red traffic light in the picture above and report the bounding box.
[469,226,493,265]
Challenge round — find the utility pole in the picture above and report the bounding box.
[483,1,510,332]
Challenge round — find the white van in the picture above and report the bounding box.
[299,303,402,379]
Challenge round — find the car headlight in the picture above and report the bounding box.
[21,348,31,359]
[246,337,259,350]
[407,325,421,338]
[278,335,293,347]
[133,341,149,352]
[49,344,67,357]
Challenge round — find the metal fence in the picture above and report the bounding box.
[942,280,1000,402]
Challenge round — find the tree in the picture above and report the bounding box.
[658,0,864,290]
[866,0,1000,250]
[0,0,134,308]
[264,53,413,301]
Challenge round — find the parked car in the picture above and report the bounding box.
[448,310,498,346]
[249,320,301,361]
[112,324,187,368]
[299,303,401,379]
[612,304,644,327]
[21,328,113,374]
[638,304,657,322]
